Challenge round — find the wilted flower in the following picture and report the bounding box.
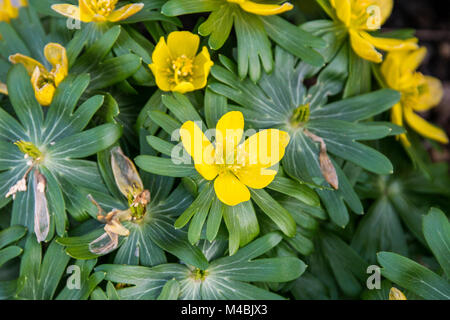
[180,111,290,206]
[149,31,214,94]
[88,147,151,255]
[9,43,68,106]
[389,287,407,300]
[329,0,417,62]
[381,47,448,145]
[51,0,144,23]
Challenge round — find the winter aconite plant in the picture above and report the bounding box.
[0,0,449,301]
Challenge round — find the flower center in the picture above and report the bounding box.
[127,188,150,221]
[191,268,208,282]
[290,103,310,128]
[214,142,248,176]
[36,71,55,89]
[15,140,43,161]
[170,55,194,85]
[88,0,117,16]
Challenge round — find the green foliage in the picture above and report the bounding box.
[0,0,448,301]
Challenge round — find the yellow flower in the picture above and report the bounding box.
[389,287,407,300]
[0,82,7,95]
[227,0,293,16]
[180,111,290,206]
[381,47,448,146]
[329,0,417,63]
[149,31,214,94]
[9,43,68,106]
[51,0,144,23]
[0,0,27,23]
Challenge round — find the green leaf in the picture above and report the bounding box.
[0,225,27,249]
[378,252,450,300]
[148,110,181,135]
[206,197,224,242]
[233,9,273,81]
[250,188,296,237]
[71,25,122,74]
[320,233,368,297]
[49,124,122,158]
[351,197,407,264]
[267,176,320,207]
[162,0,222,16]
[223,200,259,255]
[7,64,43,137]
[423,208,450,278]
[198,4,234,50]
[135,155,196,177]
[56,259,106,300]
[90,54,142,90]
[162,93,203,124]
[343,47,372,97]
[262,15,325,67]
[157,279,180,300]
[17,236,71,300]
[175,183,214,229]
[311,89,401,122]
[0,246,23,268]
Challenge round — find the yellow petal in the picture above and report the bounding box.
[0,82,7,95]
[214,170,250,206]
[180,120,218,180]
[167,31,200,59]
[44,43,68,86]
[31,67,55,106]
[381,51,401,87]
[375,0,394,26]
[231,0,294,16]
[172,81,195,94]
[79,0,95,22]
[0,0,23,21]
[360,31,418,52]
[215,111,244,163]
[236,167,277,189]
[51,4,87,22]
[107,3,144,22]
[150,66,172,92]
[332,0,351,26]
[9,53,45,75]
[349,30,382,63]
[404,106,449,144]
[391,103,403,127]
[192,46,213,90]
[400,47,426,75]
[391,102,410,146]
[149,37,172,91]
[239,129,290,168]
[414,76,443,111]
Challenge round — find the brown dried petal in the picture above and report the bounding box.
[33,170,50,242]
[304,130,339,190]
[111,146,144,198]
[89,230,119,255]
